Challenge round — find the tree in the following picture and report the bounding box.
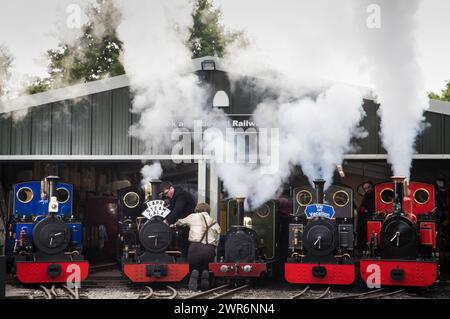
[27,0,244,95]
[27,0,124,94]
[0,45,14,97]
[428,80,450,102]
[188,0,244,58]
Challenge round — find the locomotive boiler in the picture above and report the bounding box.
[118,179,189,283]
[6,176,88,284]
[285,179,355,285]
[209,197,279,280]
[359,176,438,287]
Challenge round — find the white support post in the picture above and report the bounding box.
[197,160,207,203]
[208,161,220,221]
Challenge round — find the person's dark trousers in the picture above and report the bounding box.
[169,227,190,258]
[181,228,190,257]
[187,242,216,273]
[0,255,5,298]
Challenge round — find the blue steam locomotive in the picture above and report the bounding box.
[6,176,88,284]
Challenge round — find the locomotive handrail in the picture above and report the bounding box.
[334,253,351,259]
[33,215,47,222]
[166,250,182,257]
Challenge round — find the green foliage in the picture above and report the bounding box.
[428,80,450,102]
[27,0,124,94]
[25,78,52,95]
[188,0,244,58]
[27,0,244,95]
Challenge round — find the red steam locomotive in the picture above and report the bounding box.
[359,176,438,287]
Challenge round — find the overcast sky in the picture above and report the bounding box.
[0,0,449,94]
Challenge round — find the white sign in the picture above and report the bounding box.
[142,200,171,220]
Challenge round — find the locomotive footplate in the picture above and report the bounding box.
[15,260,89,284]
[209,261,271,278]
[284,262,355,285]
[123,262,189,282]
[359,259,437,287]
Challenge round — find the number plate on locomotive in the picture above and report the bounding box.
[305,204,336,219]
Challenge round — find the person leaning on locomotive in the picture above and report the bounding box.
[174,202,221,291]
[160,181,196,224]
[160,181,221,290]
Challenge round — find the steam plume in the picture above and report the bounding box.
[117,0,207,155]
[356,0,429,179]
[141,162,163,188]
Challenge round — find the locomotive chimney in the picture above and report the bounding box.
[149,179,162,201]
[392,176,406,214]
[236,197,245,226]
[46,176,59,199]
[313,179,325,204]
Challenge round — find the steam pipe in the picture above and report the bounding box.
[313,179,325,204]
[392,176,406,214]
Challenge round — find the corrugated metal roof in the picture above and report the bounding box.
[0,56,224,114]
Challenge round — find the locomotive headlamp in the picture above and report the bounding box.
[48,196,59,214]
[243,216,253,229]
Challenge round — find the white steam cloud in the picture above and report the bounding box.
[256,84,366,184]
[116,0,206,155]
[211,1,368,206]
[205,82,366,209]
[356,0,429,180]
[117,0,427,208]
[141,162,163,188]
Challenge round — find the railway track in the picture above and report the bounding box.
[290,284,410,300]
[291,286,332,299]
[78,275,180,299]
[185,283,251,299]
[326,288,407,299]
[24,284,85,299]
[137,285,178,299]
